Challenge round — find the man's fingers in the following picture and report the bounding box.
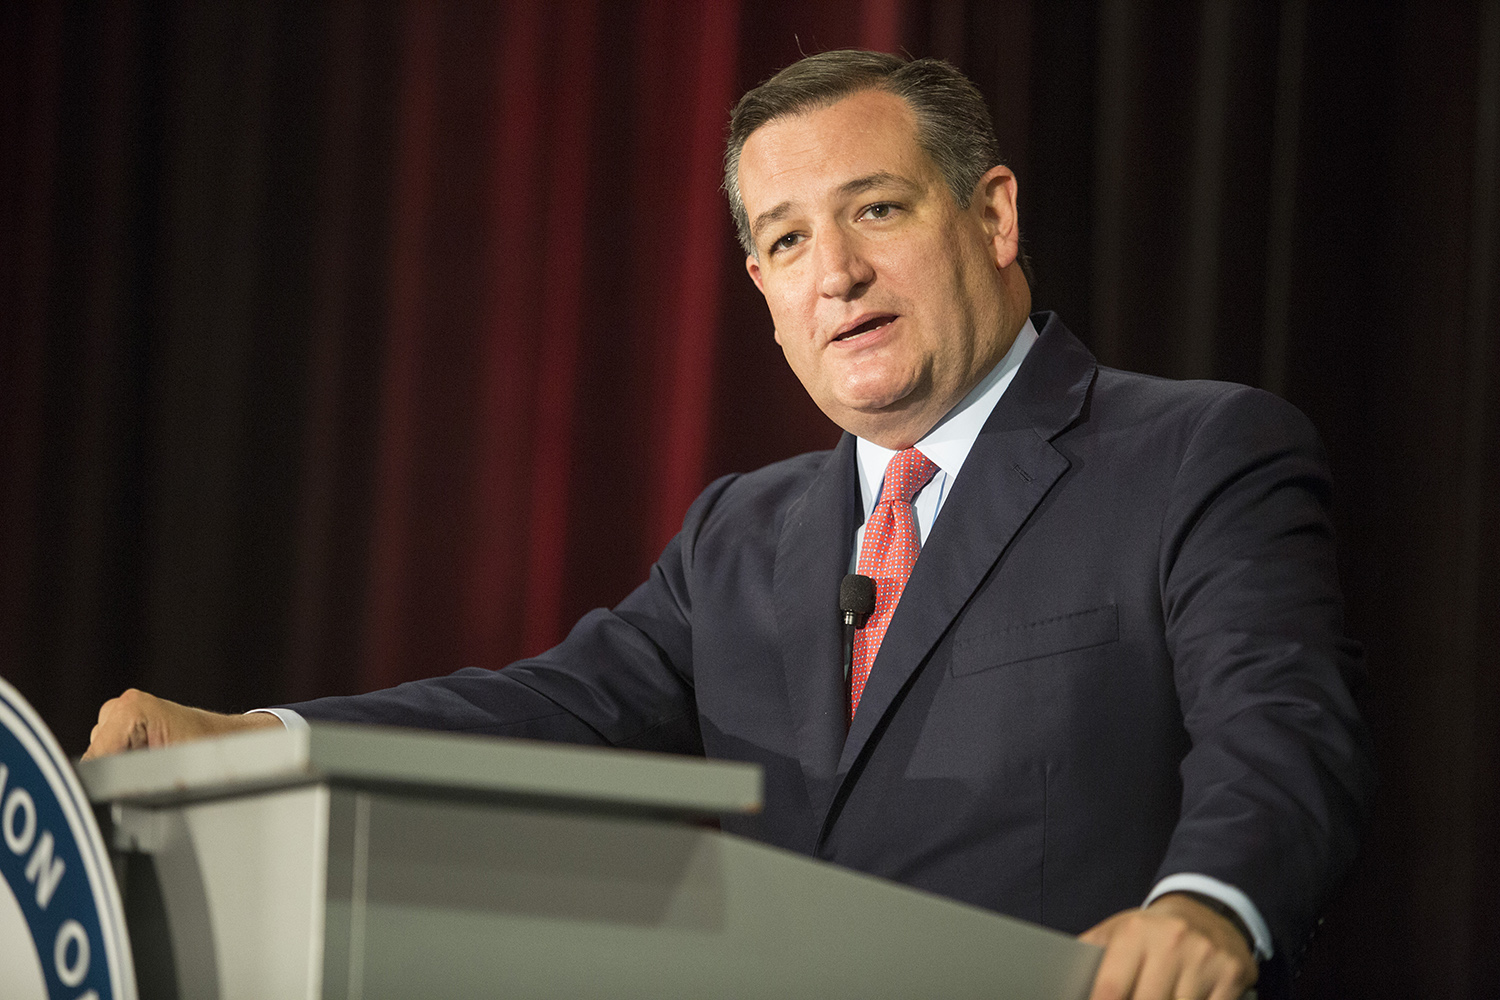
[1204,952,1255,1000]
[1144,913,1215,1000]
[81,689,271,759]
[1081,897,1257,1000]
[1150,894,1257,1000]
[1082,913,1144,1000]
[1175,953,1248,1000]
[1162,958,1215,1000]
[81,691,150,760]
[1134,940,1197,1000]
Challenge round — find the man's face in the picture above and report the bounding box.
[739,88,1026,448]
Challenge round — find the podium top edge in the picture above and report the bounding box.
[74,722,763,816]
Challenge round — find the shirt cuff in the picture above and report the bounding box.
[1145,873,1273,961]
[245,708,309,733]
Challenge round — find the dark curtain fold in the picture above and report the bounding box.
[1,1,1496,995]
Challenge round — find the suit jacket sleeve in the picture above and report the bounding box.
[284,474,745,757]
[1152,384,1374,957]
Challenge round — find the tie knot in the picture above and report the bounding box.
[881,448,939,506]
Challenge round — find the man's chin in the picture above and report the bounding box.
[826,395,940,448]
[832,377,920,415]
[833,396,908,424]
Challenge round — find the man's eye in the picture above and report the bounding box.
[770,232,801,254]
[862,203,897,220]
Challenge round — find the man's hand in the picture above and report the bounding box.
[1080,892,1257,1000]
[82,689,280,760]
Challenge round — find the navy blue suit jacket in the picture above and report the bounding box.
[291,313,1373,963]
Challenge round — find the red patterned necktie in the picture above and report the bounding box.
[850,447,940,719]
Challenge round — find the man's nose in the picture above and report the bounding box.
[817,227,874,299]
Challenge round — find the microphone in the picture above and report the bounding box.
[839,574,876,685]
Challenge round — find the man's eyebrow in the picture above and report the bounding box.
[837,171,915,197]
[750,202,793,244]
[749,173,918,245]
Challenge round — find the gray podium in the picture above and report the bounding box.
[77,724,1101,999]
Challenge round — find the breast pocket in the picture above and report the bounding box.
[951,603,1119,677]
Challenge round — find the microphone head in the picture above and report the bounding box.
[840,573,877,627]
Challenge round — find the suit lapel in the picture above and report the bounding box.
[773,433,862,816]
[831,316,1100,785]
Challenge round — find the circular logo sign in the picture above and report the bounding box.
[0,676,135,1000]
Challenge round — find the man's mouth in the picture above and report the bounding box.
[833,314,897,342]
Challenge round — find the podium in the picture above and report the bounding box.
[78,724,1100,999]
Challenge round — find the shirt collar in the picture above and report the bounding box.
[855,317,1040,513]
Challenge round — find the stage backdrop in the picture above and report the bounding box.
[1,2,1496,997]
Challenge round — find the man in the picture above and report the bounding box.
[87,51,1373,1000]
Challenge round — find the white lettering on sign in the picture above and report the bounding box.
[27,830,65,909]
[1,763,69,911]
[55,917,90,987]
[4,785,38,855]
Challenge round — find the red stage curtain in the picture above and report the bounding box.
[264,0,908,698]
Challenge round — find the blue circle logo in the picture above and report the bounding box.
[0,677,135,1000]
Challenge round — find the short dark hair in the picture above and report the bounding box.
[723,50,1004,257]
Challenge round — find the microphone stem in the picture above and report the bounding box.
[842,616,857,685]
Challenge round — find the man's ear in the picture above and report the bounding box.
[746,254,765,293]
[974,165,1020,270]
